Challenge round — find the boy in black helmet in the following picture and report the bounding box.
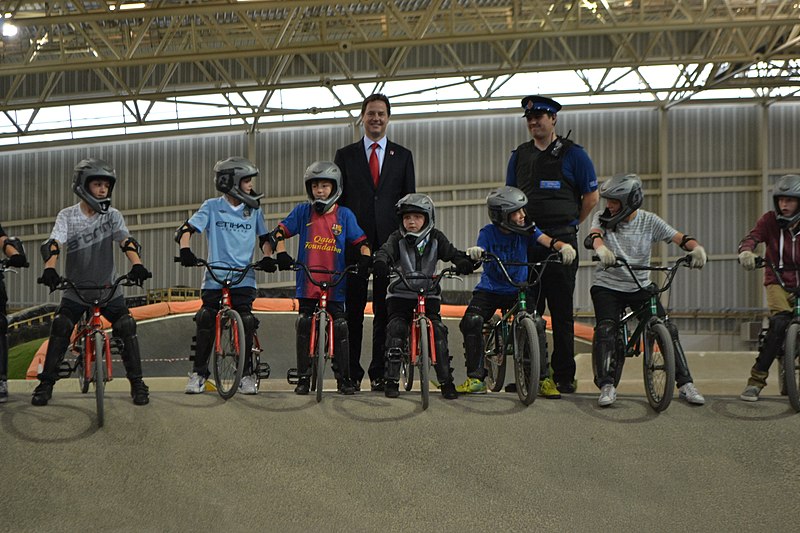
[372,193,474,399]
[32,158,152,406]
[177,156,276,395]
[738,174,800,402]
[587,174,707,407]
[269,160,371,395]
[0,226,29,403]
[459,186,576,395]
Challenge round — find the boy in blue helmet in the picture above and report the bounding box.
[270,160,371,395]
[177,156,276,395]
[33,158,152,406]
[458,186,576,395]
[0,226,29,403]
[372,193,474,399]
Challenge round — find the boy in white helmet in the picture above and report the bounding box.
[737,174,800,401]
[586,174,707,407]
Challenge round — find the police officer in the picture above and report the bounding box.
[506,95,598,395]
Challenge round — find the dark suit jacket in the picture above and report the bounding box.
[335,138,415,261]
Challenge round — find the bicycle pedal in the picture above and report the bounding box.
[57,360,73,379]
[257,362,271,380]
[286,367,299,384]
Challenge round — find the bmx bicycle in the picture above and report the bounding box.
[177,258,270,399]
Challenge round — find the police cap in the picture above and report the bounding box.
[521,95,562,117]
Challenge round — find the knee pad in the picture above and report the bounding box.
[594,319,616,343]
[296,313,313,335]
[51,313,75,339]
[239,311,258,336]
[0,313,7,336]
[459,313,484,337]
[333,317,348,338]
[386,316,409,340]
[194,307,215,330]
[112,314,137,338]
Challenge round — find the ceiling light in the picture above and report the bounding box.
[2,22,18,37]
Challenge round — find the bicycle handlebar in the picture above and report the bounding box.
[388,265,459,294]
[54,274,141,306]
[290,261,358,289]
[174,257,263,288]
[479,251,562,290]
[754,257,800,295]
[592,255,692,294]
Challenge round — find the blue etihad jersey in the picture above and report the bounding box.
[279,203,366,302]
[474,224,542,295]
[188,196,268,290]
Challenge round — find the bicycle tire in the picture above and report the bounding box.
[642,322,675,412]
[401,348,414,392]
[483,316,506,392]
[315,312,327,403]
[418,317,430,410]
[94,332,105,428]
[213,309,246,400]
[514,317,540,406]
[782,323,800,412]
[77,341,90,394]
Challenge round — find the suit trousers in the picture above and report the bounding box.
[345,272,389,383]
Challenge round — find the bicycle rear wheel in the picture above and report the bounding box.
[483,316,506,392]
[94,332,105,428]
[77,340,90,394]
[213,309,246,400]
[418,317,430,410]
[782,323,800,412]
[642,322,675,412]
[312,313,328,403]
[514,317,540,406]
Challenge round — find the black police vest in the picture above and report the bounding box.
[514,137,579,229]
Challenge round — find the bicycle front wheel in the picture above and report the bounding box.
[483,316,506,392]
[514,317,540,406]
[418,317,430,410]
[313,312,328,403]
[94,332,105,428]
[214,309,246,400]
[643,322,675,412]
[77,341,90,394]
[782,323,800,412]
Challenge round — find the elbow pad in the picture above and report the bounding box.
[584,232,602,250]
[174,221,196,244]
[121,236,142,256]
[3,236,25,257]
[40,239,60,262]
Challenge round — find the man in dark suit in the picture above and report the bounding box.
[335,94,416,391]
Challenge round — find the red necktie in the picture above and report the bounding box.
[369,142,380,187]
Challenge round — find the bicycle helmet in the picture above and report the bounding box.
[72,158,116,214]
[304,160,343,214]
[773,174,800,228]
[396,193,435,247]
[214,156,264,209]
[598,174,643,231]
[486,186,535,236]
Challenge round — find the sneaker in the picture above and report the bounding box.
[678,382,705,405]
[130,380,150,405]
[740,385,761,402]
[384,380,400,398]
[597,383,617,407]
[538,377,562,399]
[556,380,577,394]
[31,381,54,406]
[0,379,7,404]
[294,377,310,395]
[184,372,206,394]
[337,380,355,395]
[441,382,458,400]
[455,377,487,394]
[370,378,385,392]
[239,375,258,395]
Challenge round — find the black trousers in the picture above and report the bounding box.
[345,272,389,383]
[527,231,579,385]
